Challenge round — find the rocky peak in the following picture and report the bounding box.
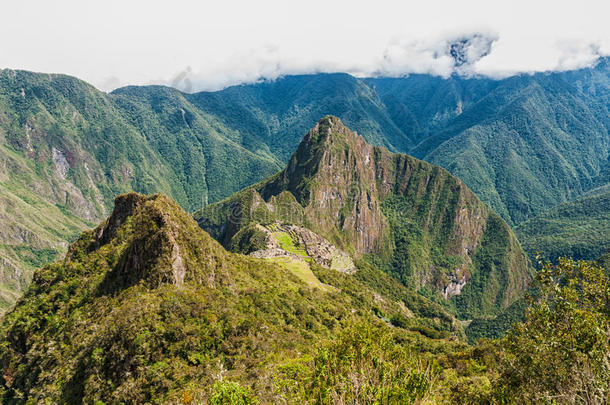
[263,116,371,202]
[197,119,531,317]
[260,116,386,253]
[70,192,228,291]
[96,192,149,246]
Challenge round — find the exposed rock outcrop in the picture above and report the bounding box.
[247,223,356,274]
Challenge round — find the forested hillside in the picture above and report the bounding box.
[0,60,607,309]
[0,192,606,403]
[516,186,610,261]
[0,70,281,308]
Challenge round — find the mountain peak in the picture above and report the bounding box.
[261,115,371,204]
[200,118,531,318]
[306,115,363,147]
[69,192,228,291]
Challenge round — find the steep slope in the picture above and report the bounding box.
[516,187,610,261]
[196,117,531,319]
[111,85,281,205]
[419,74,609,224]
[1,62,607,310]
[0,192,470,403]
[0,70,281,308]
[368,62,610,225]
[188,73,413,160]
[189,63,608,226]
[365,75,498,144]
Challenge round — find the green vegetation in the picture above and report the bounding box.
[209,381,256,405]
[516,188,610,262]
[492,258,610,402]
[272,258,326,290]
[599,250,610,270]
[370,63,610,225]
[0,192,466,403]
[454,213,530,319]
[465,298,528,343]
[197,117,531,322]
[272,232,308,257]
[1,61,608,310]
[0,192,606,403]
[227,224,268,254]
[0,70,282,309]
[190,65,610,226]
[273,321,441,403]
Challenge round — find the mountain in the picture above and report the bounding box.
[0,192,606,403]
[196,117,531,319]
[369,65,610,225]
[516,186,610,261]
[188,73,414,160]
[0,69,281,309]
[189,63,609,226]
[1,61,607,310]
[187,63,609,226]
[0,192,487,403]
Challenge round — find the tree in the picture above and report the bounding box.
[494,258,610,403]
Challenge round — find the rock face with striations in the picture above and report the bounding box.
[196,116,532,318]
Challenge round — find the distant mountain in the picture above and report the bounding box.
[189,61,609,225]
[516,186,610,262]
[188,73,414,159]
[373,62,608,223]
[196,117,531,319]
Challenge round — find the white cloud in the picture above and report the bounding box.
[377,31,499,78]
[0,0,608,92]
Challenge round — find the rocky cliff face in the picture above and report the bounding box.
[260,117,388,253]
[196,116,531,318]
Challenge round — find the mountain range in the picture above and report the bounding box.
[0,111,531,401]
[0,59,609,402]
[0,60,608,312]
[0,118,606,403]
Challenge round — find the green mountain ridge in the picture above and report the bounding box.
[0,62,607,310]
[196,117,532,320]
[187,63,609,226]
[1,193,604,403]
[0,70,282,308]
[516,186,610,262]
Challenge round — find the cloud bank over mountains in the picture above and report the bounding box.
[170,31,606,92]
[1,0,608,92]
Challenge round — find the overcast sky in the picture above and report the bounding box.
[1,0,608,92]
